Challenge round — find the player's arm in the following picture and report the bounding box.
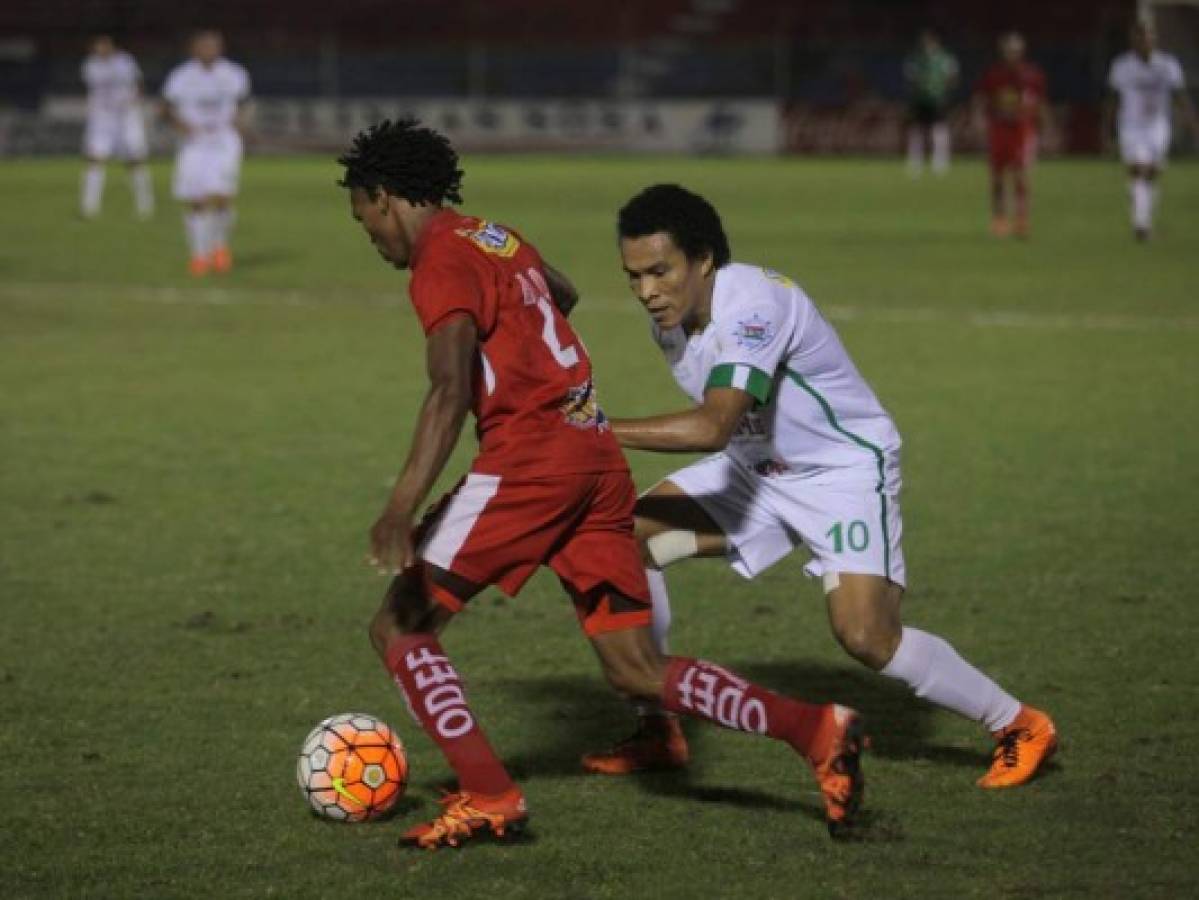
[543,263,579,317]
[234,97,252,137]
[368,315,477,573]
[1174,88,1199,143]
[161,99,188,136]
[234,68,253,137]
[611,387,754,453]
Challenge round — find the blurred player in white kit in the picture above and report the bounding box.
[162,30,251,275]
[80,35,154,220]
[1105,21,1198,241]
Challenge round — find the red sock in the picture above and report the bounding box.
[660,657,827,759]
[385,633,514,796]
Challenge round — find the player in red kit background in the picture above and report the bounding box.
[337,119,870,848]
[974,32,1048,238]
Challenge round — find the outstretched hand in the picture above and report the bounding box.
[368,506,416,575]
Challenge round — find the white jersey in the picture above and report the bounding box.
[82,51,141,115]
[652,263,901,489]
[1108,50,1184,131]
[162,58,250,135]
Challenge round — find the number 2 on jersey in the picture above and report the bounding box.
[517,268,579,369]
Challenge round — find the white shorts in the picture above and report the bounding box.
[664,453,906,588]
[1119,122,1171,168]
[84,109,148,161]
[173,130,243,200]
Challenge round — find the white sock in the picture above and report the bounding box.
[1131,178,1152,230]
[633,567,674,719]
[881,626,1021,733]
[906,127,924,175]
[1146,181,1158,228]
[81,164,105,216]
[931,124,951,173]
[646,567,672,654]
[184,210,213,258]
[130,165,154,218]
[210,206,236,249]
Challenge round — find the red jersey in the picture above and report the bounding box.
[408,209,626,478]
[977,62,1046,129]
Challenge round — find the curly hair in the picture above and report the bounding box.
[337,118,464,205]
[617,184,730,268]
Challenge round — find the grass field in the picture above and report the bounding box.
[2,155,1197,899]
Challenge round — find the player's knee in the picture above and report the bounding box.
[833,619,901,671]
[603,663,661,701]
[598,643,666,700]
[367,605,394,658]
[369,573,452,650]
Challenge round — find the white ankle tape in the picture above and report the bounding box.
[646,530,699,568]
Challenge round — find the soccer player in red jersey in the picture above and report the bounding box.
[337,119,869,847]
[974,32,1048,238]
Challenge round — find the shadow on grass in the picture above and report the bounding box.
[488,660,992,792]
[226,247,303,270]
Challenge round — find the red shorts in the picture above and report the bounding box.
[415,469,651,636]
[989,124,1035,171]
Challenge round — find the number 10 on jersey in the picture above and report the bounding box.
[826,520,869,553]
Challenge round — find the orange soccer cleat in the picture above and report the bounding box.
[807,704,868,839]
[1013,216,1030,239]
[990,215,1012,238]
[400,787,528,850]
[580,714,690,775]
[210,245,233,273]
[978,705,1057,789]
[188,255,210,277]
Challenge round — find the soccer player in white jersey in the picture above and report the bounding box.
[162,30,251,276]
[1105,21,1198,241]
[80,35,154,220]
[582,184,1058,790]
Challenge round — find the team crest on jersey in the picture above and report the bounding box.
[457,221,520,258]
[734,313,774,351]
[559,379,609,431]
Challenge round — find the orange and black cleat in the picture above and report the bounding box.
[581,714,689,776]
[400,787,528,850]
[210,245,233,273]
[808,704,868,839]
[978,705,1057,789]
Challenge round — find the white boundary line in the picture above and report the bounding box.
[2,281,1197,333]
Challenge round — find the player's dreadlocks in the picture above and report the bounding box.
[337,118,464,205]
[617,184,731,268]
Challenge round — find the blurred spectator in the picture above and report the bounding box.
[903,30,959,176]
[973,33,1048,238]
[80,35,154,219]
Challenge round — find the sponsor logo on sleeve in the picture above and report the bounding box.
[456,221,521,258]
[734,312,774,351]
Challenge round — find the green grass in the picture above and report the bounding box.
[1,155,1197,898]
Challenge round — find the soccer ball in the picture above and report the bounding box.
[296,713,408,821]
